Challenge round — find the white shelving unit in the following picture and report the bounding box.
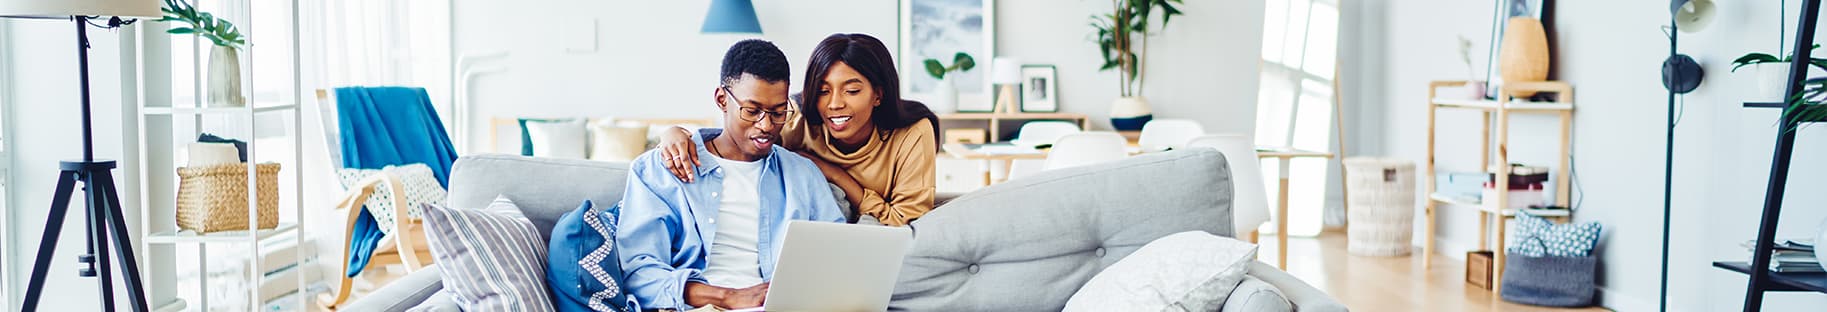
[136,0,307,310]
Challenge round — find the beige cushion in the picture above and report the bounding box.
[1063,231,1258,312]
[588,121,648,162]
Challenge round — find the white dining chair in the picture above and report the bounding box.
[1187,134,1271,241]
[1001,121,1083,181]
[1137,119,1206,152]
[1043,132,1130,171]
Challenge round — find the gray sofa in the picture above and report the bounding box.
[342,151,1347,311]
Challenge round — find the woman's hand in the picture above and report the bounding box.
[657,126,700,183]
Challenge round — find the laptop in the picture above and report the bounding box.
[726,221,913,312]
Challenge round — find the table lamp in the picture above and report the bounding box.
[991,57,1023,113]
[0,0,161,311]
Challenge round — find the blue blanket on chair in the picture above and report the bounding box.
[336,86,458,277]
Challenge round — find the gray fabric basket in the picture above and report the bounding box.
[1499,254,1598,307]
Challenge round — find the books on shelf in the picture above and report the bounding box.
[1741,239,1824,273]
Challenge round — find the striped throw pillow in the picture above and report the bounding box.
[421,196,556,311]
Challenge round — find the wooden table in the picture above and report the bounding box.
[942,143,1047,186]
[1254,146,1333,270]
[944,143,1330,270]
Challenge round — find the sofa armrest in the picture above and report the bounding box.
[342,264,447,312]
[1248,262,1348,312]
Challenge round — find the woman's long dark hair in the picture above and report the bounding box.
[801,33,940,145]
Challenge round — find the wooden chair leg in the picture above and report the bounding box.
[317,178,381,310]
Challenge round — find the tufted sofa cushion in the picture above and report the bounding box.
[891,149,1235,311]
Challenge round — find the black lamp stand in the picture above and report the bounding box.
[17,16,149,312]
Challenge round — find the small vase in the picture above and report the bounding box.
[930,77,958,113]
[207,45,246,108]
[1109,96,1153,131]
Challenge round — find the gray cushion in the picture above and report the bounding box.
[890,149,1234,311]
[448,155,631,242]
[1222,276,1293,312]
[406,290,462,312]
[341,264,447,312]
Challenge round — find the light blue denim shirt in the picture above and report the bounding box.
[614,131,846,310]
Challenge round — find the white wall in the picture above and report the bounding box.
[1359,0,1827,310]
[452,0,1264,150]
[1,18,143,310]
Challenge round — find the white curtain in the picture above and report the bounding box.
[300,0,450,113]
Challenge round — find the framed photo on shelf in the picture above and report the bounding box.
[900,0,995,112]
[1019,65,1058,112]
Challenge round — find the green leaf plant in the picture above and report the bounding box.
[923,52,977,80]
[159,0,246,50]
[1091,0,1183,97]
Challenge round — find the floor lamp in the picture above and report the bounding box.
[0,1,161,311]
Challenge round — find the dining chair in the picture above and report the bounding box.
[1002,121,1083,181]
[1137,119,1206,151]
[1042,132,1129,171]
[1187,134,1271,241]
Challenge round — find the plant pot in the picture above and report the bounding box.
[1756,63,1791,102]
[1460,81,1488,100]
[1109,96,1153,131]
[207,45,246,108]
[930,77,959,113]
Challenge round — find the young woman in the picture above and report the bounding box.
[655,33,938,226]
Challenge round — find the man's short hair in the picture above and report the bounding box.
[720,39,791,86]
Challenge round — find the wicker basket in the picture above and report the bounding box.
[1343,157,1416,257]
[176,163,280,233]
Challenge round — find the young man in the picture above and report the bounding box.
[615,39,846,311]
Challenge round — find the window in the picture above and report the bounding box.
[1255,0,1339,236]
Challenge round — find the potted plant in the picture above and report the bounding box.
[1092,0,1183,130]
[923,52,976,113]
[1455,35,1487,100]
[1732,44,1827,102]
[161,0,247,107]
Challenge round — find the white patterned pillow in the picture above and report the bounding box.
[1508,213,1601,257]
[1064,231,1258,312]
[337,164,446,235]
[422,197,556,312]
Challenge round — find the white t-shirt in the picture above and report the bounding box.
[702,156,766,288]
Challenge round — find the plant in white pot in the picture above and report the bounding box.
[1731,45,1827,102]
[1092,0,1183,130]
[923,52,976,113]
[161,0,247,107]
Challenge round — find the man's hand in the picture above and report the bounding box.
[723,283,769,309]
[684,282,769,309]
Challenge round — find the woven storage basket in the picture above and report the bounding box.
[176,163,280,233]
[1343,157,1416,257]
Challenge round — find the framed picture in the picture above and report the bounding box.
[1019,65,1058,112]
[900,0,996,112]
[1483,0,1555,97]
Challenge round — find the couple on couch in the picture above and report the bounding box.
[607,34,940,312]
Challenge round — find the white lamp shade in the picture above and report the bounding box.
[991,57,1023,84]
[0,0,161,18]
[1187,134,1271,235]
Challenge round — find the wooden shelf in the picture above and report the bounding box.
[1427,193,1572,217]
[145,223,298,244]
[939,112,1088,120]
[1431,98,1574,112]
[1714,261,1827,293]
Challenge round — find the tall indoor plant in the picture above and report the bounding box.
[1092,0,1183,130]
[161,0,247,107]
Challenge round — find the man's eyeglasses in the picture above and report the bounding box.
[721,86,795,125]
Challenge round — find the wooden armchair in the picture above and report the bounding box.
[311,89,437,309]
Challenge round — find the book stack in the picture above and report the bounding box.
[1742,239,1823,273]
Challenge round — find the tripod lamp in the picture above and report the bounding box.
[991,57,1023,113]
[0,0,160,311]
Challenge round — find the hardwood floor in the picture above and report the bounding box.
[1263,232,1612,312]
